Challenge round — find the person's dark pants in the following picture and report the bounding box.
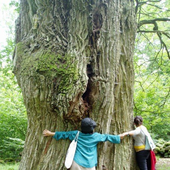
[136,150,151,170]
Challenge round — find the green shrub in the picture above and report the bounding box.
[155,139,170,158]
[0,70,27,161]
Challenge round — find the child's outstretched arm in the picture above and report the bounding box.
[43,129,55,137]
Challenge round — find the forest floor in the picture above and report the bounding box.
[0,158,170,170]
[156,158,170,170]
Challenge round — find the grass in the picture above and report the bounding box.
[0,160,170,170]
[156,165,170,170]
[156,158,170,170]
[0,163,19,170]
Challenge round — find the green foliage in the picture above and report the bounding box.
[134,49,170,140]
[0,1,26,161]
[134,0,170,141]
[9,0,20,13]
[0,62,27,161]
[0,39,27,160]
[1,138,24,162]
[155,139,170,158]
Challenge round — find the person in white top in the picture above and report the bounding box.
[123,116,156,170]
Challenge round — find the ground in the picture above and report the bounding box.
[0,158,170,170]
[156,158,170,170]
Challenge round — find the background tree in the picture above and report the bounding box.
[13,0,136,170]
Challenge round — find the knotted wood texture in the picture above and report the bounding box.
[13,0,137,169]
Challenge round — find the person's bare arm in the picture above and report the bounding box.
[43,129,55,137]
[119,134,125,139]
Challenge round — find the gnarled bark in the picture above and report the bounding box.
[13,0,137,169]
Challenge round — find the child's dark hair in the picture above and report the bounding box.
[134,116,143,126]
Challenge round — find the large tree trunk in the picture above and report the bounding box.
[13,0,137,169]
